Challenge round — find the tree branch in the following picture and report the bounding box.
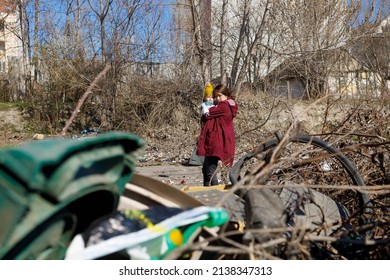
[61,63,112,137]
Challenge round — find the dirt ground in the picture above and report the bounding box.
[0,108,27,146]
[134,162,204,189]
[0,107,203,188]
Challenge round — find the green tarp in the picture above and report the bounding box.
[0,131,144,259]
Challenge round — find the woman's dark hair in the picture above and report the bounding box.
[213,84,235,100]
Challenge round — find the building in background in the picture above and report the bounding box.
[0,0,24,100]
[0,0,22,73]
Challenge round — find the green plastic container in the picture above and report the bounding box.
[0,131,144,259]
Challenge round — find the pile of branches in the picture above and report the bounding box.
[179,100,390,260]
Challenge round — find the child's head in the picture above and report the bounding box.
[204,96,213,102]
[203,83,214,101]
[213,84,235,100]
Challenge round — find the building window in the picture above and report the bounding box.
[0,61,6,72]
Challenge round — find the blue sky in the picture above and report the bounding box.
[348,0,390,25]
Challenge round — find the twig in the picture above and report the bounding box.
[312,132,388,141]
[60,64,112,137]
[237,98,277,139]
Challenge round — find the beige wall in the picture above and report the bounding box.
[0,9,22,72]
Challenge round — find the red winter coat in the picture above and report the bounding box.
[196,99,238,167]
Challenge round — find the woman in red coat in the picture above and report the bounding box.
[196,84,238,186]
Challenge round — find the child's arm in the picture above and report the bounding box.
[201,102,215,115]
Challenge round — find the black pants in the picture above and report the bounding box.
[202,156,219,186]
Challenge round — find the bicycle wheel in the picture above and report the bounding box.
[230,134,371,214]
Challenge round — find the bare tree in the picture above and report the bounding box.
[17,0,32,96]
[180,0,387,98]
[219,0,228,85]
[350,2,390,98]
[263,0,374,98]
[186,0,213,85]
[15,0,174,133]
[87,0,113,62]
